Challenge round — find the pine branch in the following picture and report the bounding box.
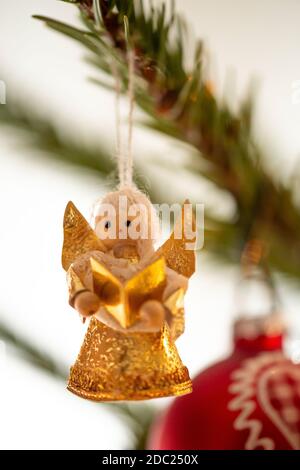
[33,0,300,281]
[0,99,114,176]
[0,320,67,379]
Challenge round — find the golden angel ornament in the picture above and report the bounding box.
[62,187,196,401]
[61,28,196,401]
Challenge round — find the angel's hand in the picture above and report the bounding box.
[138,300,166,332]
[74,291,100,318]
[163,269,188,302]
[94,300,165,333]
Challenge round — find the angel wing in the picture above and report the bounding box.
[62,201,106,271]
[156,200,196,278]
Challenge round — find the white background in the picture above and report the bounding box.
[0,0,300,449]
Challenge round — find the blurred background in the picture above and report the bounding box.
[0,0,300,450]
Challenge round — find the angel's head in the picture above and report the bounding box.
[93,187,158,261]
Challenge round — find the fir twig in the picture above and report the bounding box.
[0,99,114,176]
[33,0,300,281]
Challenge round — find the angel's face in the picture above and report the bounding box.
[94,189,157,261]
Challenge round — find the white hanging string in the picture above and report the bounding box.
[109,48,135,189]
[113,16,135,189]
[94,7,135,189]
[91,8,136,222]
[123,47,135,188]
[109,59,122,170]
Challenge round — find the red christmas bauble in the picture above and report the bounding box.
[149,316,300,450]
